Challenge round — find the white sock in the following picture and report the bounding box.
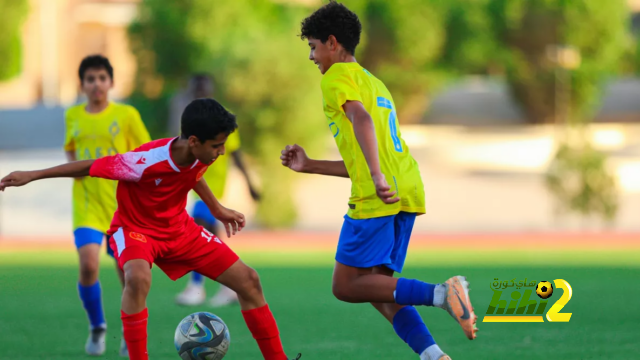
[433,284,446,308]
[188,280,204,288]
[420,344,445,360]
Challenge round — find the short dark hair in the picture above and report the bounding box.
[181,98,237,142]
[78,55,114,81]
[300,1,362,55]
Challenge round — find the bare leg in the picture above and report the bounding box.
[78,243,101,286]
[116,263,126,289]
[369,266,406,323]
[331,261,398,303]
[214,260,265,310]
[121,260,151,314]
[121,259,152,360]
[209,260,290,359]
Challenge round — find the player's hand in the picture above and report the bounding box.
[372,173,400,204]
[280,144,309,173]
[0,171,35,191]
[214,207,246,237]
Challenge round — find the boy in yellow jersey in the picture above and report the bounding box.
[174,75,261,308]
[64,55,151,357]
[281,2,477,359]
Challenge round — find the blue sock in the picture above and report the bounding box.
[395,278,436,306]
[393,306,436,354]
[191,272,204,285]
[77,282,106,329]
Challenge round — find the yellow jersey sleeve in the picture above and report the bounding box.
[321,65,363,111]
[125,106,151,149]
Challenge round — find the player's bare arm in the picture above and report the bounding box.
[193,178,245,237]
[343,100,400,204]
[66,150,87,181]
[0,160,94,191]
[65,150,77,162]
[231,151,261,201]
[280,144,349,178]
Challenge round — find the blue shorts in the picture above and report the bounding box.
[74,227,114,258]
[192,200,217,225]
[336,211,416,273]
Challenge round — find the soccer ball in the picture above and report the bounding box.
[174,312,230,360]
[536,281,554,299]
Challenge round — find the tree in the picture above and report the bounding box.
[441,0,630,223]
[0,0,29,81]
[545,137,618,224]
[129,0,325,228]
[443,0,631,124]
[349,0,450,123]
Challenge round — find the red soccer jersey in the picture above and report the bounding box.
[89,137,209,240]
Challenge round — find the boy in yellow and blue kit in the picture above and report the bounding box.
[64,55,150,357]
[281,2,477,359]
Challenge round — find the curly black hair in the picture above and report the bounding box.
[78,55,114,81]
[181,98,237,142]
[300,1,362,55]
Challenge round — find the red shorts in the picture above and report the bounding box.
[108,221,239,281]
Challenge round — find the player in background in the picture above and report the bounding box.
[64,55,151,357]
[174,75,261,308]
[2,99,301,360]
[281,2,477,359]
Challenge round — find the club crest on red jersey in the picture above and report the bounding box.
[129,232,147,243]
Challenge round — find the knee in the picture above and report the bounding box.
[332,280,354,303]
[236,267,262,298]
[79,259,99,280]
[124,269,151,295]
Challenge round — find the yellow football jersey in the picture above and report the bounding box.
[64,102,151,232]
[193,131,241,200]
[321,62,425,219]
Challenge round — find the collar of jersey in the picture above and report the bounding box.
[324,61,362,77]
[81,101,115,117]
[167,136,199,172]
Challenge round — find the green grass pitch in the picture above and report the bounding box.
[0,248,638,359]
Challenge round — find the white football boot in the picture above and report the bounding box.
[119,335,128,357]
[175,282,206,306]
[209,285,239,308]
[85,327,106,356]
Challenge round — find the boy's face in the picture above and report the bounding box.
[308,37,333,75]
[188,132,229,166]
[189,78,214,99]
[81,67,113,102]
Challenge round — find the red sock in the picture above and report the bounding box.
[242,304,287,360]
[121,308,148,360]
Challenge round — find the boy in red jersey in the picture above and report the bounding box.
[1,99,300,360]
